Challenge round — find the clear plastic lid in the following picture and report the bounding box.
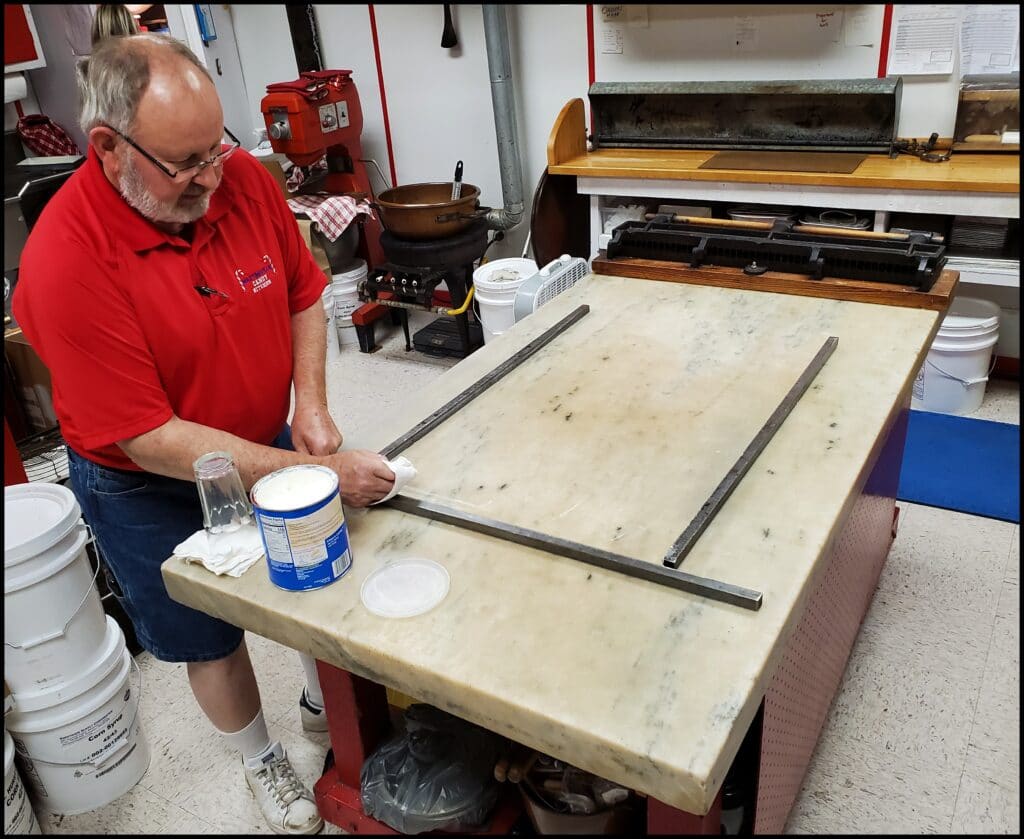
[360,558,450,619]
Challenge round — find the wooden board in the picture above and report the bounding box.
[543,102,1019,193]
[698,151,867,174]
[590,257,959,312]
[529,169,590,267]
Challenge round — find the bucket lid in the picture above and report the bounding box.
[4,483,82,567]
[941,297,1000,330]
[6,616,125,715]
[360,558,450,618]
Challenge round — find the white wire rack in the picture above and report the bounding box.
[22,444,69,483]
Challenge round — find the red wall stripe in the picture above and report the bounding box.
[586,4,596,87]
[586,5,595,131]
[367,4,398,189]
[877,4,894,78]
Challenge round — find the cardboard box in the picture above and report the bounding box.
[296,219,333,283]
[4,328,58,435]
[257,156,291,197]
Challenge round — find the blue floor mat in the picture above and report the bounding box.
[897,409,1020,523]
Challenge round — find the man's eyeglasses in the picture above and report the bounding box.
[109,125,241,180]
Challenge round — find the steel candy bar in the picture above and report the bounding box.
[380,305,590,458]
[662,336,839,569]
[384,494,763,611]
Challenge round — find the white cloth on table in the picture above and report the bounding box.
[173,522,264,577]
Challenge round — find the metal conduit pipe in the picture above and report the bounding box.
[481,4,526,232]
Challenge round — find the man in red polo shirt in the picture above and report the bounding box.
[13,34,395,835]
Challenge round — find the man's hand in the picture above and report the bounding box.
[291,403,343,456]
[323,450,396,507]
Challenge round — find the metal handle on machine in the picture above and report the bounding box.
[358,158,392,191]
[436,207,491,224]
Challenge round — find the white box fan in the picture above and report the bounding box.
[512,255,589,323]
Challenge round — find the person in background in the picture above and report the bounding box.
[13,33,396,836]
[90,3,140,46]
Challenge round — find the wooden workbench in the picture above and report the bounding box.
[163,270,944,833]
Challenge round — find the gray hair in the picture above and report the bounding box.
[77,33,212,134]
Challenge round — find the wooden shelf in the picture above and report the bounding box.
[547,99,1020,195]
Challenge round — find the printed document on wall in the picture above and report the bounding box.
[887,5,961,76]
[960,5,1020,75]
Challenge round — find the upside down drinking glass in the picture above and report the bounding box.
[193,451,253,534]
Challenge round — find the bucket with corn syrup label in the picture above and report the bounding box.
[250,465,353,592]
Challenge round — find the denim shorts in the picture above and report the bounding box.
[66,426,294,663]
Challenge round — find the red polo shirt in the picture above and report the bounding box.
[13,148,328,471]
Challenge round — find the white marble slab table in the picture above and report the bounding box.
[163,273,941,819]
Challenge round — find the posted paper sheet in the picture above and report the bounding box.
[887,5,960,75]
[960,5,1020,75]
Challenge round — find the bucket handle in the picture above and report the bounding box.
[3,524,101,652]
[12,656,143,770]
[925,352,998,388]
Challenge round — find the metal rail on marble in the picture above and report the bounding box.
[379,305,590,459]
[382,494,764,611]
[662,336,839,569]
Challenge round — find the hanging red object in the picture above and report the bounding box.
[16,114,80,157]
[4,5,38,66]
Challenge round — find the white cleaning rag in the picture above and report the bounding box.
[173,522,265,577]
[374,456,417,504]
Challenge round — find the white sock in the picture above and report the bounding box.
[217,710,277,766]
[297,652,324,709]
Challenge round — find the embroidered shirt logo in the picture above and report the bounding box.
[234,254,276,294]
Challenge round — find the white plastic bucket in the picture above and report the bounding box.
[5,619,150,816]
[332,259,367,346]
[4,484,107,698]
[912,296,1000,416]
[473,258,538,344]
[4,729,41,834]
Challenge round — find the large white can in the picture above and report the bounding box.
[251,465,353,592]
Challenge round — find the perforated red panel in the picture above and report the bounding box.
[754,406,909,834]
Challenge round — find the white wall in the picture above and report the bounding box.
[226,5,298,143]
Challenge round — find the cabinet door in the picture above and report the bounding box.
[4,5,46,72]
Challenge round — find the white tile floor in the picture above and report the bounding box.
[27,319,1020,834]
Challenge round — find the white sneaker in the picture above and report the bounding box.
[299,688,328,733]
[244,743,324,835]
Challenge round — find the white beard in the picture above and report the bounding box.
[118,148,212,225]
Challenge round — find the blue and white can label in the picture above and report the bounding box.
[251,465,353,592]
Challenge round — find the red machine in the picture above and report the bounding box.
[261,70,385,267]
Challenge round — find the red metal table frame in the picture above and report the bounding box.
[313,400,910,834]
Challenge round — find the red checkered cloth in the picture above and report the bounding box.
[286,194,375,242]
[16,114,80,157]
